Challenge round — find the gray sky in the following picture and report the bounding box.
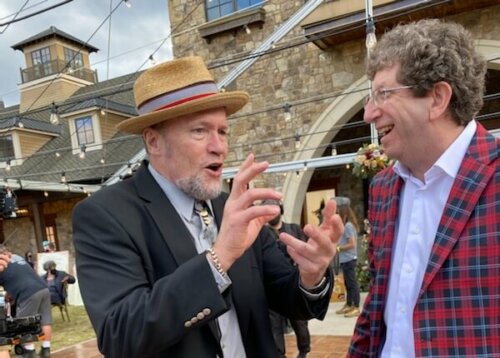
[0,0,172,107]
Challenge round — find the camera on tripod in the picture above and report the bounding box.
[0,291,42,349]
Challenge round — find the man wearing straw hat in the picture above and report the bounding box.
[73,56,343,358]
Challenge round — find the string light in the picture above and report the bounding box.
[55,152,61,158]
[331,145,337,156]
[244,25,251,35]
[5,160,11,171]
[49,102,60,124]
[149,54,157,65]
[303,162,308,172]
[294,133,301,150]
[79,145,86,159]
[100,158,105,164]
[17,119,24,128]
[283,102,292,122]
[123,0,132,8]
[127,162,133,175]
[60,172,66,183]
[44,191,49,197]
[365,16,377,52]
[100,108,106,116]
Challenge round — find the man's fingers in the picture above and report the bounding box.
[230,154,269,195]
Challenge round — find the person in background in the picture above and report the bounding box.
[40,261,75,306]
[332,197,360,318]
[73,56,343,358]
[263,199,311,358]
[349,19,499,357]
[24,251,35,269]
[0,245,52,358]
[0,251,11,358]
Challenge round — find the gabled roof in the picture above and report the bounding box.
[62,98,136,116]
[0,71,143,186]
[11,26,99,53]
[0,115,61,134]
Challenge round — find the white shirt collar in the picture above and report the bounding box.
[393,120,476,182]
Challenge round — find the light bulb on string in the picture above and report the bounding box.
[365,16,377,52]
[294,133,301,150]
[5,160,11,171]
[244,25,251,35]
[149,55,157,65]
[79,145,86,159]
[60,172,66,183]
[49,102,60,124]
[44,191,49,197]
[123,0,132,8]
[331,145,337,156]
[283,102,292,122]
[55,152,61,158]
[100,158,105,164]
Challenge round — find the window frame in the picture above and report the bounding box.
[68,113,103,154]
[63,47,84,73]
[205,0,263,21]
[31,46,52,77]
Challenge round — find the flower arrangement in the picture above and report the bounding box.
[352,143,392,179]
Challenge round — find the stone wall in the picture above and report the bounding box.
[168,1,500,224]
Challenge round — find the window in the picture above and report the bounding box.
[64,47,84,73]
[44,214,59,251]
[0,135,14,160]
[206,0,263,21]
[75,116,95,146]
[31,47,52,77]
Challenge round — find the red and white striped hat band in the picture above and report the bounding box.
[137,81,218,115]
[116,56,249,134]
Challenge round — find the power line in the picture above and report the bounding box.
[0,0,73,27]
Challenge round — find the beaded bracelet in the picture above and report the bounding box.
[208,247,228,278]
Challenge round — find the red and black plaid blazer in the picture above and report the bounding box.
[348,123,499,357]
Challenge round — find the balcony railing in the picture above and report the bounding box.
[20,59,98,84]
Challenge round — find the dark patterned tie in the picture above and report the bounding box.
[194,200,216,246]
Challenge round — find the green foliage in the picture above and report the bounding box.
[355,220,371,292]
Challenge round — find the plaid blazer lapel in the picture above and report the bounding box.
[419,124,498,296]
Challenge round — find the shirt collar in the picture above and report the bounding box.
[147,164,196,222]
[393,120,476,182]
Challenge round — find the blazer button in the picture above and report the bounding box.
[197,312,205,320]
[184,321,192,328]
[203,308,211,316]
[190,317,198,324]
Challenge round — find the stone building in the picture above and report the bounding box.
[168,0,500,224]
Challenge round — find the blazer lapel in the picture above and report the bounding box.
[134,162,198,267]
[419,125,497,296]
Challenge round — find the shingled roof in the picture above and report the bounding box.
[0,71,144,186]
[11,26,99,53]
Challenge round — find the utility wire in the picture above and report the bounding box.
[0,0,73,27]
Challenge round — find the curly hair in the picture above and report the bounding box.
[366,19,486,126]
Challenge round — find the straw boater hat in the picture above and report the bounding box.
[117,56,249,134]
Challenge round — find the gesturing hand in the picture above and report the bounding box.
[279,199,343,288]
[214,154,283,271]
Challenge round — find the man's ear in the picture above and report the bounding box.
[429,81,452,121]
[143,127,160,155]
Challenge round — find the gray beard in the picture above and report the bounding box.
[176,174,222,201]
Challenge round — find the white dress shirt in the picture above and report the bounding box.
[381,121,476,357]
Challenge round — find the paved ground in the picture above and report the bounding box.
[45,294,366,358]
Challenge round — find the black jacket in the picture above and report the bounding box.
[73,162,332,358]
